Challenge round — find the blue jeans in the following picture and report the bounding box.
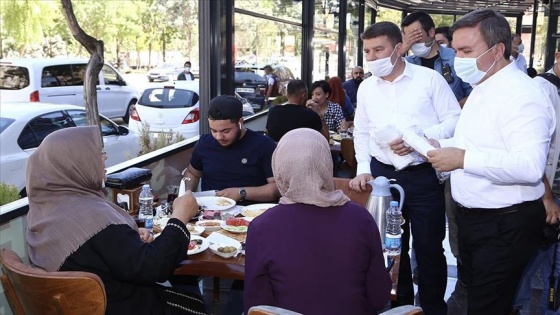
[513,199,560,315]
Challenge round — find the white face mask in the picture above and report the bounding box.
[184,67,191,72]
[367,45,398,77]
[410,39,435,58]
[440,44,448,48]
[454,45,496,85]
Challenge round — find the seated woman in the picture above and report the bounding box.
[244,128,391,314]
[310,80,345,132]
[25,126,206,315]
[328,76,355,122]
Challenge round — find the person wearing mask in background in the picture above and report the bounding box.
[263,65,279,106]
[266,79,329,142]
[342,66,365,107]
[350,21,461,315]
[435,26,453,49]
[26,126,206,315]
[511,34,528,74]
[177,61,195,81]
[402,11,472,107]
[328,76,355,123]
[427,9,555,315]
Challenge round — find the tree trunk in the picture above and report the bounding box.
[60,0,103,129]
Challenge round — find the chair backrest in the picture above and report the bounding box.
[333,177,371,207]
[248,305,303,315]
[340,138,357,178]
[0,248,106,315]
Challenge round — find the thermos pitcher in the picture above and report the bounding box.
[365,176,405,247]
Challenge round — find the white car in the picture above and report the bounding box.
[129,82,254,141]
[0,103,140,197]
[146,62,184,82]
[0,58,140,122]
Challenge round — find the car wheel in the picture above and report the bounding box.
[149,78,154,82]
[123,100,136,123]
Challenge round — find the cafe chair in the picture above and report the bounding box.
[339,138,357,178]
[247,305,423,315]
[333,177,371,206]
[0,248,106,315]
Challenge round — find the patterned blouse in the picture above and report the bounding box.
[323,101,345,132]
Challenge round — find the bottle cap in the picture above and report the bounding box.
[390,201,398,207]
[142,184,150,189]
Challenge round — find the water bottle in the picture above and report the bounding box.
[139,184,154,232]
[385,201,402,256]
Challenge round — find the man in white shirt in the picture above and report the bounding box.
[427,9,555,315]
[510,34,528,74]
[349,21,461,314]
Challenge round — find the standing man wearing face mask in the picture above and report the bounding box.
[427,9,555,315]
[349,21,461,315]
[402,11,472,108]
[342,66,364,107]
[177,61,195,81]
[511,34,528,74]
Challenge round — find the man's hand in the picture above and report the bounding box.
[171,191,200,224]
[427,148,465,172]
[389,138,414,156]
[138,228,153,243]
[543,197,560,225]
[402,28,423,54]
[349,173,373,192]
[216,188,242,201]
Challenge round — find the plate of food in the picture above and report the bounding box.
[209,243,241,258]
[220,218,250,233]
[241,203,277,218]
[196,196,236,211]
[187,235,209,255]
[186,224,205,235]
[196,219,225,232]
[331,134,342,141]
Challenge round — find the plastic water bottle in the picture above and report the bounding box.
[385,201,402,256]
[139,184,154,232]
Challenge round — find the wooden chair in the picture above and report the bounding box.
[248,305,423,315]
[0,248,106,315]
[333,176,371,206]
[339,138,357,178]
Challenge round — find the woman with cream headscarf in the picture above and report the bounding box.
[244,128,391,314]
[26,126,205,315]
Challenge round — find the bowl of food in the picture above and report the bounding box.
[209,243,241,258]
[195,219,224,232]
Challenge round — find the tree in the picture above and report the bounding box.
[60,0,103,127]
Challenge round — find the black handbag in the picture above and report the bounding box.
[105,168,152,189]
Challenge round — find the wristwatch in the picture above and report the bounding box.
[239,188,247,202]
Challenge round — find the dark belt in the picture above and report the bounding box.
[456,202,522,216]
[376,160,432,173]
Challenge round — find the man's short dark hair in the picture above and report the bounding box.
[401,11,435,34]
[451,9,512,59]
[310,80,332,97]
[435,26,452,42]
[287,80,307,97]
[208,95,242,122]
[184,61,191,67]
[361,21,403,47]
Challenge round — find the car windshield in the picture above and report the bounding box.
[0,117,15,134]
[0,65,30,90]
[158,63,177,69]
[139,88,199,108]
[235,72,266,83]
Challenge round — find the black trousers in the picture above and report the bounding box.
[370,158,447,315]
[456,199,545,315]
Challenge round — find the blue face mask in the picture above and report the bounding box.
[515,43,524,54]
[454,45,496,85]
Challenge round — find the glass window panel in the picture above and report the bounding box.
[42,65,73,87]
[234,13,302,82]
[312,29,339,81]
[315,0,340,30]
[235,0,302,22]
[346,0,360,80]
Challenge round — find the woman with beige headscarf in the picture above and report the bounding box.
[26,126,205,314]
[244,128,391,314]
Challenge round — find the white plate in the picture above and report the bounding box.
[186,224,205,235]
[196,220,225,232]
[220,221,249,233]
[196,196,236,211]
[187,235,209,255]
[240,203,277,218]
[331,134,342,141]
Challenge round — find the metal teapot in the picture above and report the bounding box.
[365,176,405,246]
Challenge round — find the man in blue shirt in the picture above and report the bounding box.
[342,66,364,107]
[402,11,472,107]
[183,95,280,206]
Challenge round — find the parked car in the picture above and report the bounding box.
[234,64,295,111]
[147,62,184,82]
[0,58,139,122]
[0,103,140,197]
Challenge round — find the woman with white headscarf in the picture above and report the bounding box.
[26,126,206,315]
[244,128,391,314]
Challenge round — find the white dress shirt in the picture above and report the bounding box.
[354,59,461,175]
[439,62,555,208]
[510,54,528,74]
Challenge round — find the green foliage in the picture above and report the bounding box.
[138,122,186,154]
[0,183,20,206]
